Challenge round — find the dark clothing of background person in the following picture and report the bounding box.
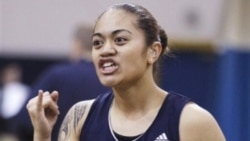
[18,59,109,141]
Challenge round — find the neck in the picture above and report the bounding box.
[112,74,166,113]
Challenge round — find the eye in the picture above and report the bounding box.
[92,40,103,48]
[114,37,127,45]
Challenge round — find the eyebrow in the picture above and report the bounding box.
[92,29,132,38]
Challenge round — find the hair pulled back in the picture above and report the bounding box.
[97,3,169,84]
[109,3,168,54]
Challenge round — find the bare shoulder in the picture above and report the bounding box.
[73,99,95,131]
[179,103,225,141]
[58,99,95,141]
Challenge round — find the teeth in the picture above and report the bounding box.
[103,62,114,67]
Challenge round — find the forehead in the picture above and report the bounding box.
[94,9,139,34]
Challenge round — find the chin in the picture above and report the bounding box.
[99,78,117,87]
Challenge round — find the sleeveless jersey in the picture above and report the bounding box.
[80,91,190,141]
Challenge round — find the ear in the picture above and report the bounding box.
[147,41,162,64]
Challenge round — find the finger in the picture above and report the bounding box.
[37,90,44,111]
[51,91,59,103]
[43,91,50,96]
[43,96,60,115]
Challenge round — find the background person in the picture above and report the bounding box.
[0,63,30,141]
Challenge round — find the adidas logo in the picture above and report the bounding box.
[154,133,169,141]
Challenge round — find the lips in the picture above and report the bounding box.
[99,59,118,74]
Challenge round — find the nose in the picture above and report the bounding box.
[100,41,117,57]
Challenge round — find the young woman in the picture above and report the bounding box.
[26,3,225,141]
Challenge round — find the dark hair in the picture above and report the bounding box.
[97,3,169,84]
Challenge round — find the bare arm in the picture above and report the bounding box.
[58,100,94,141]
[179,103,226,141]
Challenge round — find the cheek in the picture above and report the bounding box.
[92,49,98,60]
[122,52,147,72]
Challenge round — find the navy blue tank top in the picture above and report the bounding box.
[80,91,190,141]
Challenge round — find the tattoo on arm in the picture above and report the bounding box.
[58,110,73,141]
[74,104,87,131]
[58,103,87,141]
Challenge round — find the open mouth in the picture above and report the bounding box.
[103,62,116,69]
[99,59,118,74]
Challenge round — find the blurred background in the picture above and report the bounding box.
[0,0,249,141]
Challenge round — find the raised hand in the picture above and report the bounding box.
[26,90,60,141]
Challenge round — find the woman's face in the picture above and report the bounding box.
[92,9,151,88]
